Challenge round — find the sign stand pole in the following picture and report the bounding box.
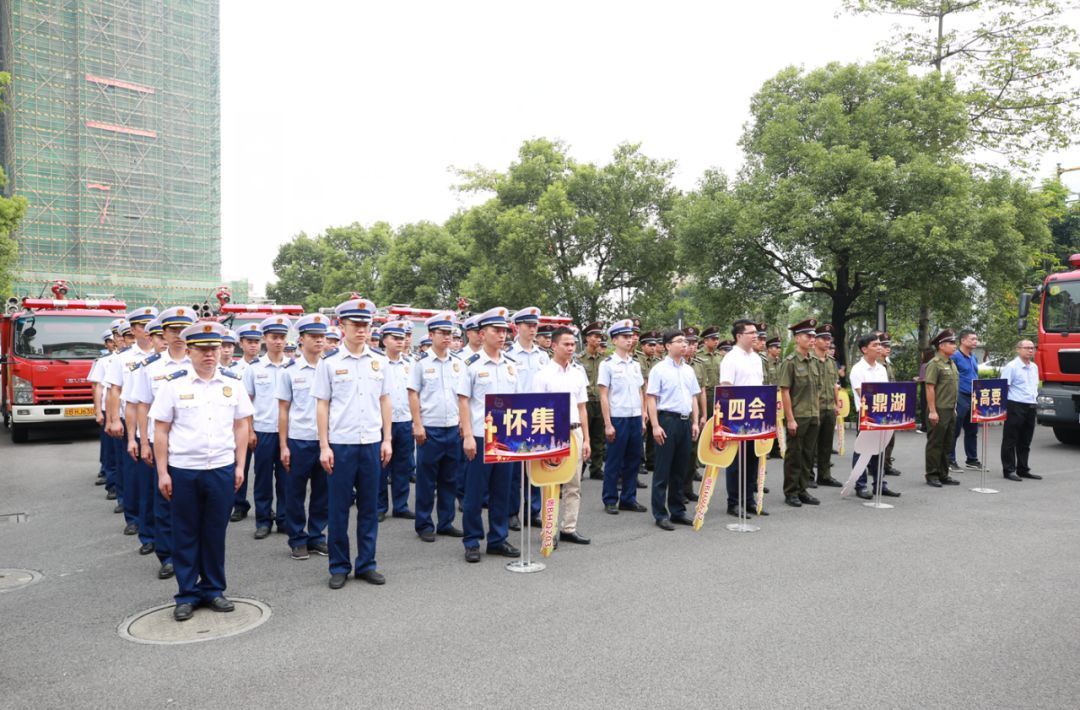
[726,440,759,533]
[971,421,999,494]
[864,430,894,509]
[507,461,545,573]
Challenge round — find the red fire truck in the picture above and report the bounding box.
[1019,252,1080,444]
[1,281,127,442]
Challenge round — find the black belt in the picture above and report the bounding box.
[570,423,581,430]
[658,410,689,420]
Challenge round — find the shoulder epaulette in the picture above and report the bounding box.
[249,356,261,366]
[165,369,188,381]
[321,348,339,359]
[143,352,162,366]
[465,353,481,366]
[417,350,429,361]
[503,353,516,363]
[371,347,384,356]
[604,355,614,362]
[282,359,295,369]
[218,367,242,380]
[448,351,461,360]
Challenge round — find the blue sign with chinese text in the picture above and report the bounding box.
[484,392,571,463]
[972,378,1008,423]
[858,381,917,430]
[712,385,778,442]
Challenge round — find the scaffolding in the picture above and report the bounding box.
[0,0,221,306]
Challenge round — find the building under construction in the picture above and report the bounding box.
[0,0,229,306]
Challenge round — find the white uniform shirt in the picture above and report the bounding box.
[148,369,255,470]
[88,352,115,410]
[275,356,320,441]
[456,350,520,435]
[311,346,390,445]
[104,344,154,415]
[533,358,589,424]
[242,356,289,434]
[848,358,888,411]
[407,350,463,428]
[597,352,644,417]
[130,351,192,443]
[508,340,549,392]
[719,346,764,386]
[384,356,413,423]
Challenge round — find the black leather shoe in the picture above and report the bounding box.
[113,503,123,514]
[560,531,591,544]
[808,480,819,489]
[158,563,175,579]
[1018,472,1042,480]
[818,478,843,488]
[884,467,902,476]
[229,508,246,522]
[670,515,694,526]
[437,526,465,538]
[685,492,699,502]
[636,477,647,489]
[377,512,386,522]
[856,489,873,500]
[465,548,481,563]
[253,527,270,539]
[508,515,521,531]
[926,477,943,488]
[589,473,604,480]
[881,488,901,498]
[105,490,117,500]
[727,505,744,517]
[207,596,234,612]
[173,603,194,621]
[755,507,770,516]
[310,541,329,556]
[785,496,802,507]
[940,477,961,486]
[694,470,703,482]
[1004,472,1022,481]
[95,475,106,486]
[656,518,675,531]
[487,543,520,558]
[123,523,138,535]
[797,493,820,505]
[138,542,155,555]
[618,502,647,512]
[530,516,543,528]
[604,504,619,515]
[419,530,436,542]
[328,573,348,589]
[392,510,416,520]
[357,570,386,585]
[763,486,770,494]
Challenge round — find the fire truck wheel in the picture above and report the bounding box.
[10,423,29,444]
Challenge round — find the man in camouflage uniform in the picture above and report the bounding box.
[924,329,961,487]
[580,322,607,480]
[640,331,661,476]
[811,324,843,488]
[779,319,821,507]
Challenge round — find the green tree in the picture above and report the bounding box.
[455,139,679,325]
[376,221,471,307]
[0,71,29,297]
[843,0,1080,166]
[701,61,1049,367]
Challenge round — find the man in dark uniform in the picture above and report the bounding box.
[811,324,844,488]
[761,331,783,460]
[924,329,961,487]
[640,331,661,478]
[580,322,607,481]
[779,319,821,507]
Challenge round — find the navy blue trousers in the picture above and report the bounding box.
[603,416,643,506]
[726,444,759,509]
[463,437,512,550]
[651,413,691,521]
[134,437,156,546]
[952,392,979,463]
[100,424,118,492]
[253,431,286,529]
[327,443,380,576]
[379,421,414,515]
[111,429,128,513]
[169,464,233,606]
[232,448,254,514]
[284,438,328,549]
[414,426,460,534]
[120,422,144,529]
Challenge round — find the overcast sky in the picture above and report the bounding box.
[218,1,1078,295]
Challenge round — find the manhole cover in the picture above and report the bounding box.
[118,598,270,645]
[0,568,43,593]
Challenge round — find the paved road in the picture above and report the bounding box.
[1,425,1077,709]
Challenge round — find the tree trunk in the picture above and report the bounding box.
[918,300,930,351]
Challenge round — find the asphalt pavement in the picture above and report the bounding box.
[0,424,1077,709]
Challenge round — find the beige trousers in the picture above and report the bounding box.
[561,428,583,533]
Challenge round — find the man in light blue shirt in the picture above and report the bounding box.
[598,319,646,514]
[242,315,292,539]
[313,299,392,589]
[950,329,981,469]
[508,306,549,530]
[645,330,700,530]
[408,312,465,542]
[1000,339,1042,482]
[456,307,521,563]
[276,313,330,560]
[378,320,416,520]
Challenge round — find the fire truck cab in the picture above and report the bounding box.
[1,282,127,443]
